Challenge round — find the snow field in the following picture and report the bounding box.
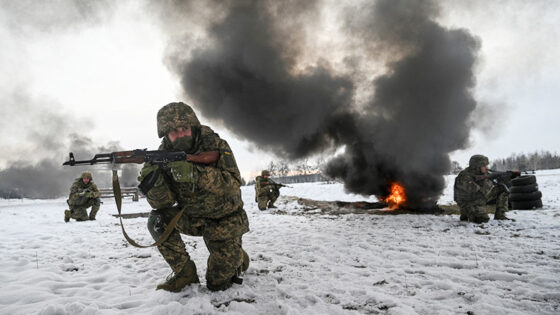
[0,170,559,314]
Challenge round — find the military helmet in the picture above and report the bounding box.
[261,170,270,177]
[469,154,489,169]
[81,171,93,180]
[157,102,201,138]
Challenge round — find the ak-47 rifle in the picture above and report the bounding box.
[63,149,218,194]
[264,182,293,189]
[63,149,218,166]
[62,149,219,248]
[486,169,522,184]
[475,170,526,194]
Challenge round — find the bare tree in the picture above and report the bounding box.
[296,159,311,175]
[267,161,278,176]
[277,160,290,176]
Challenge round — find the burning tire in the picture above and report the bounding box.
[510,184,538,194]
[509,190,542,201]
[510,198,543,210]
[511,175,537,186]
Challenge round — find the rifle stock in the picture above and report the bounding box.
[187,150,219,164]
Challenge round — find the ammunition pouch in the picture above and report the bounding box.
[168,161,195,184]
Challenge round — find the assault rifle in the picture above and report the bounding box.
[63,149,218,166]
[63,149,219,194]
[62,149,219,248]
[476,169,522,186]
[264,182,292,189]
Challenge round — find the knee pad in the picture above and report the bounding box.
[94,198,101,206]
[147,211,165,241]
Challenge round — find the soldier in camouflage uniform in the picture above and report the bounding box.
[255,170,280,210]
[64,171,101,222]
[139,102,249,292]
[454,155,510,223]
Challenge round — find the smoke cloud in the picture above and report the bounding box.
[165,0,354,157]
[164,0,481,207]
[0,1,137,199]
[0,93,139,199]
[0,131,139,199]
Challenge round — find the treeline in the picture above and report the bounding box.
[491,151,560,171]
[246,159,328,185]
[264,159,324,177]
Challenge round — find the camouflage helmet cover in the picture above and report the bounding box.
[469,154,489,169]
[157,102,201,138]
[81,171,93,180]
[261,170,270,177]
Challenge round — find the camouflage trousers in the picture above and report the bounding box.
[67,198,101,221]
[458,186,509,223]
[257,189,279,210]
[149,206,249,290]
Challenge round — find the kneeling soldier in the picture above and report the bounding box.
[454,155,510,223]
[140,102,250,292]
[65,171,101,222]
[255,170,281,210]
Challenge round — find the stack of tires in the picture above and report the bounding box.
[509,175,543,210]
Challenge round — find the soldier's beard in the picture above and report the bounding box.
[170,136,194,152]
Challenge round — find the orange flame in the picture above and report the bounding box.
[384,182,407,209]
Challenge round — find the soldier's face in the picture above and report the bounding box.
[168,126,192,143]
[480,166,488,174]
[263,175,269,179]
[82,177,90,184]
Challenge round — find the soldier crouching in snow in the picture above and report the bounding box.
[454,155,510,223]
[64,171,101,222]
[139,102,249,292]
[255,170,280,210]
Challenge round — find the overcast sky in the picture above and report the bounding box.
[1,0,559,181]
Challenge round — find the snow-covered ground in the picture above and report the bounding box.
[1,170,559,314]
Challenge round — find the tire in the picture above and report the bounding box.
[509,191,542,202]
[510,184,538,194]
[511,198,543,210]
[511,175,536,186]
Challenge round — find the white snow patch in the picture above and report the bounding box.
[0,170,559,314]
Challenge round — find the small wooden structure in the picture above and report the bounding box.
[99,187,140,202]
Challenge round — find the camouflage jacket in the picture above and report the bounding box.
[141,125,243,219]
[255,176,279,196]
[68,178,100,205]
[453,167,494,204]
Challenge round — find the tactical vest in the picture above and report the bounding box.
[453,168,491,203]
[147,125,243,219]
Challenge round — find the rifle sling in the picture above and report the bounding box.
[113,169,183,248]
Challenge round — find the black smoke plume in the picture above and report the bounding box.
[165,0,354,157]
[165,0,480,207]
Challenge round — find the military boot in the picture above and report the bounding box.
[156,260,199,292]
[89,205,100,220]
[267,202,277,209]
[207,250,250,292]
[494,208,512,221]
[64,210,70,223]
[459,214,468,221]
